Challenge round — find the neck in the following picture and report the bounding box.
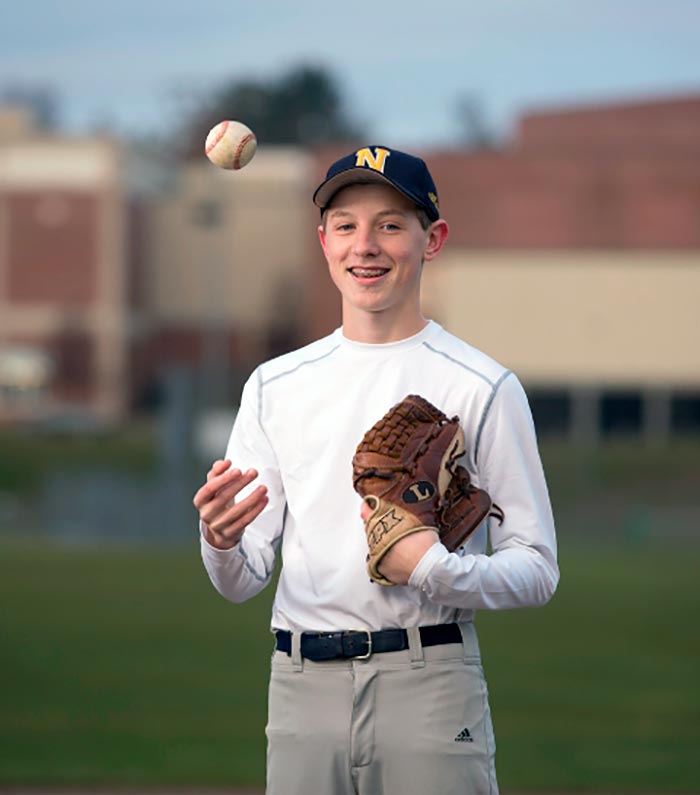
[341,309,429,344]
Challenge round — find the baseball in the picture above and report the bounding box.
[205,120,257,170]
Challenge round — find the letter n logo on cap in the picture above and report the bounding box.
[355,147,390,173]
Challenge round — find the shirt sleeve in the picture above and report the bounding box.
[409,372,559,610]
[200,370,285,604]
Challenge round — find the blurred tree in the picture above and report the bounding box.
[179,64,364,157]
[453,93,496,150]
[0,83,58,130]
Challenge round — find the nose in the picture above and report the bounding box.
[352,226,381,258]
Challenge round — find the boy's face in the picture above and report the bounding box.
[318,183,448,337]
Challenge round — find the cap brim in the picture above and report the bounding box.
[313,169,394,210]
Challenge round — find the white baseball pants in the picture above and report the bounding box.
[265,622,499,795]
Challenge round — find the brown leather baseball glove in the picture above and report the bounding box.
[437,464,504,552]
[352,394,503,586]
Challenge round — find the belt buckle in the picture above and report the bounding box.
[346,628,372,660]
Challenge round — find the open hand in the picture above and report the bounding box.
[193,460,268,550]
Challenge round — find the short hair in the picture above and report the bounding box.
[414,207,432,230]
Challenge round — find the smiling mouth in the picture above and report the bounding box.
[348,267,390,278]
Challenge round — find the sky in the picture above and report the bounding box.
[2,0,700,149]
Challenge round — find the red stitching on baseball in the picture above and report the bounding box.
[233,133,255,169]
[205,121,229,155]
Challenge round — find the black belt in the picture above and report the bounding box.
[275,623,462,662]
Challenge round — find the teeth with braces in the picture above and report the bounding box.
[351,268,388,277]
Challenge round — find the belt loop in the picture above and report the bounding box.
[457,621,480,663]
[406,626,425,669]
[291,632,304,672]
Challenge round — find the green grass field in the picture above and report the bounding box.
[1,434,699,791]
[1,537,698,791]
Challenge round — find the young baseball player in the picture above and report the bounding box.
[194,145,559,795]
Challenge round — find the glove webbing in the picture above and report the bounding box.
[353,421,450,488]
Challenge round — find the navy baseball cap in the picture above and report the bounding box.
[313,145,440,222]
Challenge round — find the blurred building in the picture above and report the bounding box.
[143,148,312,408]
[0,106,311,424]
[308,95,700,441]
[1,94,699,441]
[0,106,150,424]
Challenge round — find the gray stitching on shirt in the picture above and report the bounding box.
[238,503,284,584]
[262,345,341,387]
[474,370,513,464]
[238,541,271,583]
[422,342,495,387]
[257,345,340,422]
[256,367,264,423]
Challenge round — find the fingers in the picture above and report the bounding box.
[208,485,268,536]
[360,500,372,522]
[194,462,268,549]
[207,459,231,482]
[203,486,268,550]
[194,465,255,510]
[360,496,378,523]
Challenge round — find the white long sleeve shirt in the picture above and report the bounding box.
[200,321,559,632]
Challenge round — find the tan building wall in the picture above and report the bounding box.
[148,148,312,334]
[422,250,700,388]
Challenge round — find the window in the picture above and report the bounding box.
[601,391,642,436]
[528,389,571,437]
[671,393,700,434]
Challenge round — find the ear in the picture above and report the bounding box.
[317,225,328,259]
[423,219,449,262]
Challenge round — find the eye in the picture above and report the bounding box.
[380,221,401,231]
[335,222,355,232]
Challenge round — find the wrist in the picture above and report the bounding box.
[408,540,447,590]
